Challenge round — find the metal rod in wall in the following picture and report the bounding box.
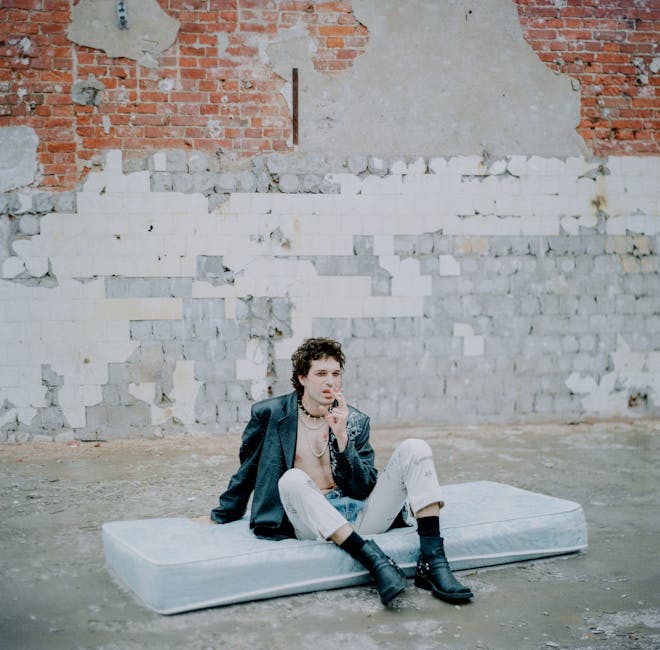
[292,67,299,146]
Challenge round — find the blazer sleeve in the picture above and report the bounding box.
[210,404,267,523]
[331,412,377,500]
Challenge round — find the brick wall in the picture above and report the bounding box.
[0,0,367,189]
[514,0,659,156]
[1,1,658,191]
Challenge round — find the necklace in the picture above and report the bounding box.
[298,406,326,430]
[298,400,324,421]
[302,423,329,458]
[298,405,329,457]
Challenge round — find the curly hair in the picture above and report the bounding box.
[290,338,345,397]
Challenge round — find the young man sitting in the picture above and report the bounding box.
[211,337,473,606]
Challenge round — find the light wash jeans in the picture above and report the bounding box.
[278,438,444,540]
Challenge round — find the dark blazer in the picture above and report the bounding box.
[211,391,377,539]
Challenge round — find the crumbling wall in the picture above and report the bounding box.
[0,1,658,440]
[0,1,657,189]
[1,150,658,441]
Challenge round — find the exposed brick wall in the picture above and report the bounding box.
[514,0,659,156]
[0,0,367,189]
[0,1,657,191]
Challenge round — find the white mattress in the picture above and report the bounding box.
[102,481,588,614]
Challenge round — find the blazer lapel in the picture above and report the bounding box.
[277,392,298,469]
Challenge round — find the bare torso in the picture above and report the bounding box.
[294,418,337,493]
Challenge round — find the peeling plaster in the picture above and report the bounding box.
[568,335,660,417]
[2,150,658,433]
[130,361,201,429]
[68,0,179,65]
[72,76,105,107]
[264,0,583,157]
[0,126,39,192]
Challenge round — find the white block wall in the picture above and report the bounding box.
[1,151,658,439]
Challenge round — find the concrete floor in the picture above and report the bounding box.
[1,419,658,650]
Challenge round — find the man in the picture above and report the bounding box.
[211,337,473,606]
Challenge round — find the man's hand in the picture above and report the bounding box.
[320,390,349,451]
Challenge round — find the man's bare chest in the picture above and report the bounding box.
[293,420,336,491]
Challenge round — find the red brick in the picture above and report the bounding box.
[317,1,352,12]
[3,0,42,9]
[335,48,359,60]
[43,0,68,9]
[319,25,355,37]
[47,141,76,153]
[326,37,344,48]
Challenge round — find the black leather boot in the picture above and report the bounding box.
[415,539,473,603]
[354,539,407,606]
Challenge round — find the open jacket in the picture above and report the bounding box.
[211,391,377,539]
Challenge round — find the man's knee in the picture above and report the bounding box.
[278,467,310,497]
[397,438,432,460]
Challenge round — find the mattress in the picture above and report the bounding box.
[102,480,588,614]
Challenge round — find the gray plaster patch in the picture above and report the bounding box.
[265,0,584,157]
[72,75,105,107]
[68,0,179,64]
[0,126,39,192]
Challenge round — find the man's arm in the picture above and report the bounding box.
[331,411,377,500]
[210,404,267,523]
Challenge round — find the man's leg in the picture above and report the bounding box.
[277,469,406,606]
[355,439,473,603]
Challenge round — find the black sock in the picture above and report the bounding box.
[340,531,367,559]
[417,515,441,558]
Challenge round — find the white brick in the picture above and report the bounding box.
[95,298,183,321]
[0,323,19,343]
[80,383,103,406]
[287,276,312,297]
[407,157,427,175]
[439,255,461,276]
[365,295,423,317]
[605,217,626,235]
[643,215,660,235]
[18,406,37,425]
[378,255,400,275]
[2,257,25,279]
[521,216,559,236]
[0,365,20,387]
[507,155,527,177]
[398,257,421,276]
[428,157,449,175]
[448,155,483,175]
[560,216,580,236]
[327,173,362,195]
[11,238,34,258]
[626,214,645,233]
[401,175,430,195]
[565,372,598,394]
[5,344,27,366]
[463,335,484,357]
[373,235,394,256]
[389,159,407,175]
[130,382,157,404]
[391,275,431,296]
[125,171,150,193]
[0,404,16,426]
[20,321,41,342]
[488,159,507,175]
[361,175,403,195]
[153,152,167,171]
[453,322,474,337]
[24,257,49,278]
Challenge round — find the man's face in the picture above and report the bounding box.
[299,356,343,406]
